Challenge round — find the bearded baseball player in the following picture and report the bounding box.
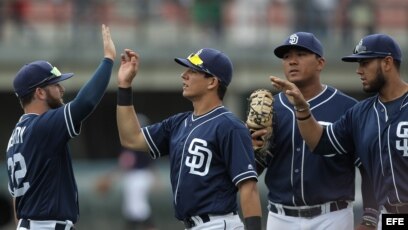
[271,33,408,230]
[6,24,116,229]
[116,48,262,230]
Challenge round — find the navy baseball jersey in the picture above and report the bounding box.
[7,105,80,222]
[6,58,113,223]
[141,106,258,220]
[320,92,408,206]
[265,85,358,206]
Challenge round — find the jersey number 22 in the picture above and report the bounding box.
[7,153,30,197]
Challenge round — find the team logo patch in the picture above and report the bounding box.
[185,138,212,176]
[289,34,298,45]
[354,39,366,54]
[396,122,408,157]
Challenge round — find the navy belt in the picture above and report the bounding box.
[20,219,74,230]
[384,204,408,214]
[269,200,349,218]
[183,211,238,228]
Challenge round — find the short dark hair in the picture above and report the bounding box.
[204,73,227,100]
[394,60,401,72]
[217,84,227,100]
[18,90,36,108]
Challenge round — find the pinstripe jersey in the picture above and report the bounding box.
[322,92,408,206]
[141,106,258,220]
[6,103,80,222]
[265,85,358,206]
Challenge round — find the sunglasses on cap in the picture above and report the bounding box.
[187,53,224,85]
[187,53,214,76]
[27,66,62,90]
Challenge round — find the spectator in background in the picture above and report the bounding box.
[292,0,312,33]
[9,0,37,44]
[71,0,101,46]
[292,0,336,42]
[133,0,153,42]
[96,114,158,230]
[349,0,376,35]
[311,0,337,41]
[229,0,269,47]
[134,0,150,25]
[50,0,70,44]
[71,0,89,36]
[10,0,28,33]
[190,0,224,42]
[337,0,354,46]
[337,0,376,47]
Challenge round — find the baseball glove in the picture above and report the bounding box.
[246,89,274,170]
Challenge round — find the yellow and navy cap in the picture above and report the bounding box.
[175,48,233,87]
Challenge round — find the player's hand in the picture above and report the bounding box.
[117,49,140,88]
[251,129,268,149]
[102,24,116,61]
[270,76,309,109]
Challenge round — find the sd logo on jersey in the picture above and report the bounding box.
[185,138,212,176]
[396,122,408,157]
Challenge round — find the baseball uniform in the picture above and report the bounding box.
[141,106,258,228]
[264,85,360,230]
[320,93,408,207]
[7,58,113,229]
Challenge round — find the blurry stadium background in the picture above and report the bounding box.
[0,0,407,229]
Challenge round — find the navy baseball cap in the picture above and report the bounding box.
[342,34,402,62]
[175,48,233,87]
[274,32,323,58]
[13,60,74,98]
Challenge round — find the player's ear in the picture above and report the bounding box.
[207,76,219,89]
[381,56,393,72]
[34,87,47,100]
[317,56,325,71]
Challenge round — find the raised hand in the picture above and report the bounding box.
[117,49,140,88]
[270,76,309,109]
[101,24,116,61]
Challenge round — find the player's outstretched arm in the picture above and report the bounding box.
[238,179,262,230]
[116,49,149,152]
[270,76,323,150]
[70,24,115,123]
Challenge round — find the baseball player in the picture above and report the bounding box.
[116,48,262,230]
[6,24,116,230]
[271,33,408,230]
[252,32,378,230]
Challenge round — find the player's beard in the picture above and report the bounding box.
[363,66,386,93]
[44,88,64,109]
